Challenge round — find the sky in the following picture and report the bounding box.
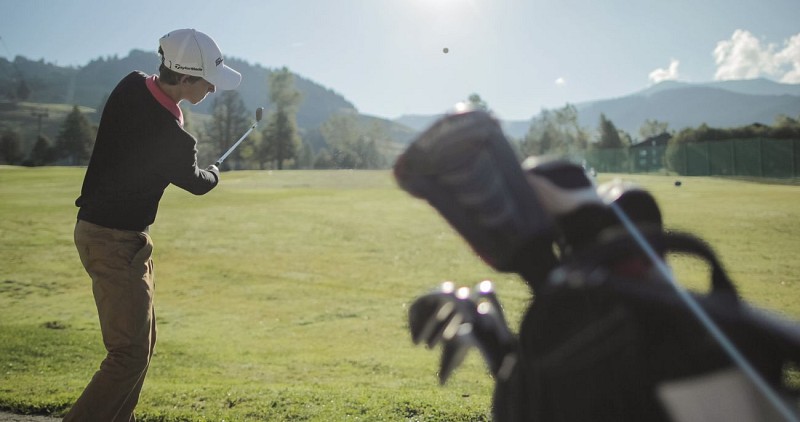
[1,0,799,121]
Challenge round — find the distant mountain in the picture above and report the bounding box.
[4,52,799,146]
[0,51,416,142]
[394,114,441,133]
[635,78,800,98]
[394,113,531,140]
[573,79,800,135]
[395,79,800,140]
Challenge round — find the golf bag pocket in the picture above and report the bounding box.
[502,286,671,422]
[657,367,785,422]
[493,233,800,421]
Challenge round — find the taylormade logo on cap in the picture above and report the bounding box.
[159,28,242,90]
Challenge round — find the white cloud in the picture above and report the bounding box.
[713,29,800,82]
[775,34,800,83]
[555,77,566,87]
[648,58,680,83]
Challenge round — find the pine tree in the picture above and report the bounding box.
[55,106,94,165]
[596,113,624,149]
[29,135,55,166]
[206,90,250,169]
[0,129,24,164]
[261,67,301,170]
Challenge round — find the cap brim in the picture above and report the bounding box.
[208,65,242,90]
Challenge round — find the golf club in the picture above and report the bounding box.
[214,106,264,167]
[408,280,517,384]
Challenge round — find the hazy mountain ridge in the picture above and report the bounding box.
[396,79,800,139]
[3,52,799,144]
[0,51,412,138]
[574,79,800,136]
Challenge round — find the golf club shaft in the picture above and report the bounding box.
[214,107,264,167]
[215,123,257,167]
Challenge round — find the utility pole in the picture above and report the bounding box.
[31,109,49,139]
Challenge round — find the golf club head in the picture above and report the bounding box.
[410,280,518,383]
[393,108,555,273]
[438,324,475,384]
[471,280,507,326]
[409,282,460,347]
[468,281,517,377]
[255,106,264,122]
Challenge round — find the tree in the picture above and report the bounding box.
[639,119,670,139]
[260,67,302,170]
[28,135,56,166]
[316,112,386,169]
[467,93,488,111]
[554,104,589,152]
[206,90,251,170]
[261,110,298,169]
[94,93,110,122]
[295,139,314,169]
[318,112,359,168]
[55,105,93,165]
[15,78,31,101]
[0,129,24,164]
[595,113,625,149]
[520,104,589,157]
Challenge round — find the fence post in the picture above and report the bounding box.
[708,142,713,175]
[683,143,688,175]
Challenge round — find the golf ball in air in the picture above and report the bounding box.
[443,47,449,54]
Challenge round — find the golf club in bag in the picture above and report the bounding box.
[395,108,800,422]
[214,106,264,168]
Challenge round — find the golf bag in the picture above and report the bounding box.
[395,109,800,421]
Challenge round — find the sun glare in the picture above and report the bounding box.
[413,0,477,15]
[410,0,480,33]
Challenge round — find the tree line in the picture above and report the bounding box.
[4,86,799,172]
[1,67,389,170]
[516,103,800,174]
[519,104,674,156]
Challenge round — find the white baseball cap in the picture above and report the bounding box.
[159,28,241,90]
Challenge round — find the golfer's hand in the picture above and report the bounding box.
[206,164,219,173]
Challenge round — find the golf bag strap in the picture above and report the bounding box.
[661,231,737,296]
[561,230,739,299]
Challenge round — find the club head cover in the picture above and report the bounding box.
[523,157,616,253]
[393,109,555,272]
[597,179,663,231]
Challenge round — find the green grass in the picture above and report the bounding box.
[1,167,799,420]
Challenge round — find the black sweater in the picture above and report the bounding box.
[76,71,219,231]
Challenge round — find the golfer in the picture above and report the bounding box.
[64,29,241,421]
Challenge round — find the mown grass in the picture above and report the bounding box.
[0,166,799,420]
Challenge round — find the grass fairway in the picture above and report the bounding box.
[1,166,799,421]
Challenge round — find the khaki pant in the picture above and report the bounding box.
[64,220,156,422]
